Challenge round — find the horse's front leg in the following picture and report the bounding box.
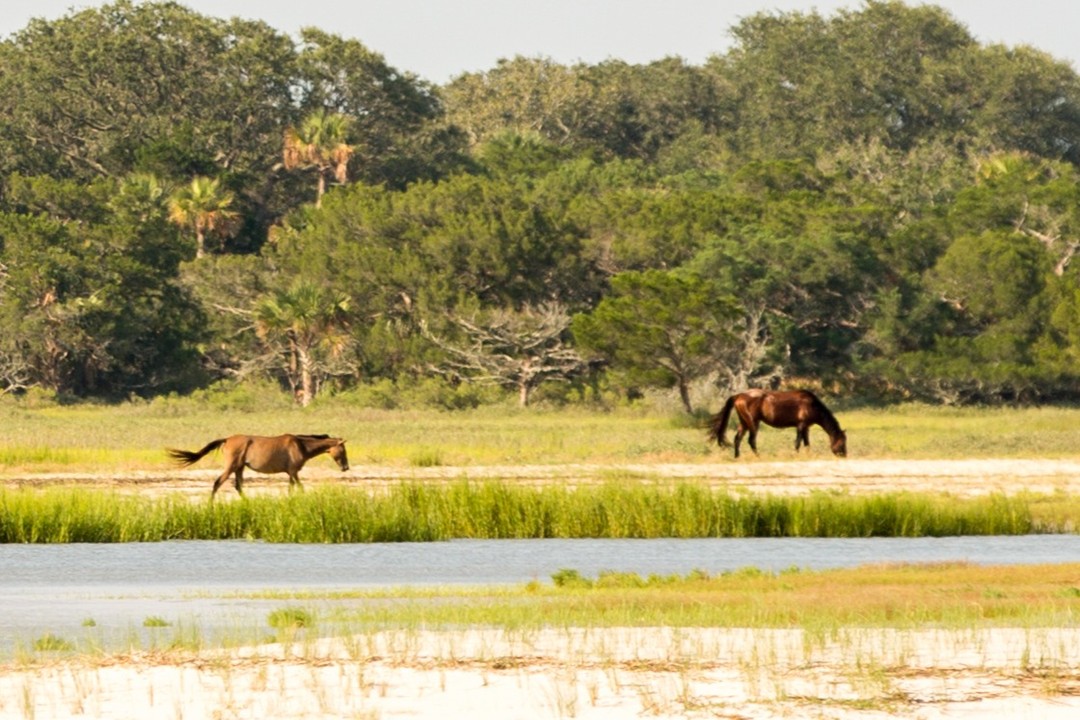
[795,427,810,451]
[287,472,304,492]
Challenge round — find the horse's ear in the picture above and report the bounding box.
[339,439,347,445]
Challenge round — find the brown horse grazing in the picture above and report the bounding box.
[708,389,846,458]
[167,434,349,498]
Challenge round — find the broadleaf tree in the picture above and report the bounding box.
[572,270,739,413]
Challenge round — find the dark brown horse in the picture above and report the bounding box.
[708,389,846,458]
[167,434,349,498]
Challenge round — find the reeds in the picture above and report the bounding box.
[0,483,1072,543]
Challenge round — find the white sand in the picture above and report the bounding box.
[4,627,1079,719]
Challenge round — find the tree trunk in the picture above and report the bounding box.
[195,229,206,259]
[677,376,693,414]
[297,345,315,406]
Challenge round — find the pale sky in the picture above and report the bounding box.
[2,1,1077,84]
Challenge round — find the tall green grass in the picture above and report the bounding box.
[0,484,1073,543]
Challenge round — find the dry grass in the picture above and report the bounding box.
[2,399,1080,476]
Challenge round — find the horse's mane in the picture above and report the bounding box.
[808,394,843,436]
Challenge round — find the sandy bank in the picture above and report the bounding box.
[4,626,1079,719]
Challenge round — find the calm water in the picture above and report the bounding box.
[2,536,1078,653]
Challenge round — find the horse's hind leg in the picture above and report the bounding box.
[211,471,231,499]
[733,425,746,458]
[211,457,245,499]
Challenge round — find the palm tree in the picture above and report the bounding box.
[283,110,355,208]
[253,281,352,406]
[167,176,239,259]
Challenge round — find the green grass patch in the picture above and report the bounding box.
[268,607,315,629]
[32,633,74,652]
[0,483,1075,543]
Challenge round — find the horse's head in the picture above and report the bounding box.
[329,439,350,471]
[830,431,847,458]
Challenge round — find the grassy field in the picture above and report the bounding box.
[1,395,1080,472]
[1,396,1079,541]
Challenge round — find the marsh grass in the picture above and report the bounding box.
[1,484,1073,542]
[254,562,1080,632]
[32,634,72,652]
[1,399,1080,473]
[268,608,315,630]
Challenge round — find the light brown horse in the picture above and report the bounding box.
[708,389,846,458]
[167,434,349,498]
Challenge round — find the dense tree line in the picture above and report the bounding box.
[0,0,1078,408]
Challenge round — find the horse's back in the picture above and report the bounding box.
[227,434,304,473]
[751,389,821,427]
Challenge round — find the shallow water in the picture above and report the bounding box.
[2,535,1078,655]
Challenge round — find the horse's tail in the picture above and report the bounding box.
[166,438,226,467]
[707,396,736,447]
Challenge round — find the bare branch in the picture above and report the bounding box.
[423,303,589,406]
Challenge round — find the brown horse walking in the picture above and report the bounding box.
[708,389,846,458]
[167,434,349,498]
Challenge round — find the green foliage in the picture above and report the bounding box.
[1,2,1080,404]
[869,153,1080,402]
[333,377,499,411]
[573,270,738,412]
[0,175,207,397]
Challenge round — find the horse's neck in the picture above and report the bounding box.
[298,436,335,457]
[816,410,842,438]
